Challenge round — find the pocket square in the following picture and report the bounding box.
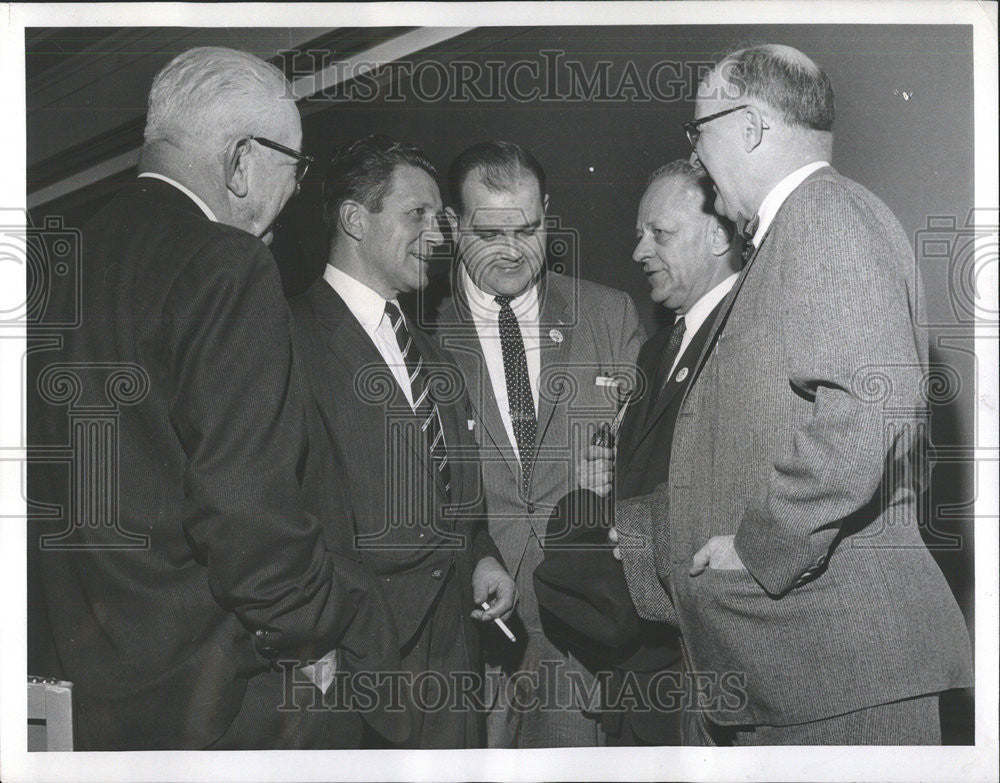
[467,419,476,431]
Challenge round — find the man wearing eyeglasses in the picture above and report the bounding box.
[28,47,400,750]
[614,44,972,744]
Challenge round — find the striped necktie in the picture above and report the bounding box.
[384,301,451,497]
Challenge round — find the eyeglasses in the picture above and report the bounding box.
[682,104,749,148]
[247,136,314,183]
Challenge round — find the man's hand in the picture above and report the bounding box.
[576,437,614,497]
[608,527,622,561]
[690,535,745,576]
[471,556,517,622]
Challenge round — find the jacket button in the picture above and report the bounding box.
[432,568,443,579]
[527,502,535,514]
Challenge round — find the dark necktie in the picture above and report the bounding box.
[495,295,537,497]
[654,316,686,397]
[384,302,451,496]
[738,213,760,265]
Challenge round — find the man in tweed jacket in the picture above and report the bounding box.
[615,44,973,744]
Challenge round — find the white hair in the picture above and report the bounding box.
[143,47,292,152]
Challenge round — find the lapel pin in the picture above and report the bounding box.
[675,367,689,382]
[549,328,563,343]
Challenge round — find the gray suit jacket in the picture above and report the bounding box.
[431,271,644,635]
[617,166,973,727]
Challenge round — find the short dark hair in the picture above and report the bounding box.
[322,135,438,228]
[719,44,834,131]
[647,159,733,236]
[447,141,546,215]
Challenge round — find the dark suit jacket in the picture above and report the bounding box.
[617,167,973,729]
[606,303,724,744]
[288,278,504,745]
[27,178,393,750]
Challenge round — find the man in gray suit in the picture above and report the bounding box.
[615,44,973,744]
[432,141,644,747]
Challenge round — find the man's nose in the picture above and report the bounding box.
[422,216,445,246]
[632,235,650,264]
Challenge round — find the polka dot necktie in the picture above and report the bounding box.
[384,301,451,497]
[495,295,537,497]
[654,316,686,398]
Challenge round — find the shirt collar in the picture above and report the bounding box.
[137,172,218,222]
[460,263,540,323]
[323,264,397,331]
[751,160,830,247]
[678,272,738,334]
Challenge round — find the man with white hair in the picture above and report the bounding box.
[614,44,973,744]
[28,47,400,750]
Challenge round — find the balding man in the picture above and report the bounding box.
[28,47,398,749]
[615,44,972,744]
[580,159,742,745]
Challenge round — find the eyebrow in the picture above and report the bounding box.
[471,217,543,231]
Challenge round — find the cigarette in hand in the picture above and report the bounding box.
[481,602,516,643]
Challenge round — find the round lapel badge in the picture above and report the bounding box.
[675,366,689,382]
[549,328,564,344]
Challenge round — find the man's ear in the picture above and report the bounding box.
[741,106,769,153]
[708,217,733,257]
[226,138,251,198]
[338,200,366,243]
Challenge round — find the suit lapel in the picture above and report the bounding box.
[616,327,669,471]
[535,276,574,447]
[624,300,727,464]
[680,239,766,410]
[437,285,521,483]
[307,281,448,501]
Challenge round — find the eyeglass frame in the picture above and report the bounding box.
[682,104,750,148]
[246,136,314,184]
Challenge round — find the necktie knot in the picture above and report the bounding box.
[737,213,760,242]
[494,294,514,309]
[384,300,403,327]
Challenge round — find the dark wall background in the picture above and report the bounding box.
[28,24,976,740]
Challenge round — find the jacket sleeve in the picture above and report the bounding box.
[164,232,360,659]
[733,181,927,596]
[615,485,678,625]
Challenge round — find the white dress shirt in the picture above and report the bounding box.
[322,264,416,411]
[751,160,830,248]
[670,273,738,377]
[137,172,218,222]
[461,265,541,464]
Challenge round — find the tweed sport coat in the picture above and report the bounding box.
[430,271,644,637]
[616,166,973,727]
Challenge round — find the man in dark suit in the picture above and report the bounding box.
[432,141,645,747]
[579,159,741,745]
[27,47,399,750]
[288,136,516,749]
[616,43,973,744]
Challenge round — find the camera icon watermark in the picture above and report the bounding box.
[0,209,81,329]
[914,209,998,328]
